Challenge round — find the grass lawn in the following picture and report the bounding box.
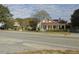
[46,31,71,34]
[16,50,79,54]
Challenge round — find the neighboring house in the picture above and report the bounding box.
[13,21,29,31]
[13,21,20,27]
[36,19,66,31]
[13,21,21,31]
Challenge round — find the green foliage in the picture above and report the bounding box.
[0,4,13,29]
[71,9,79,27]
[15,18,39,31]
[4,19,14,29]
[0,4,12,21]
[32,10,51,20]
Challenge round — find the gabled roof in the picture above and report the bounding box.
[40,19,59,25]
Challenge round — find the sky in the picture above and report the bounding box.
[6,4,79,22]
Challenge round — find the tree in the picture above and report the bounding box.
[71,9,79,28]
[4,19,14,29]
[32,10,51,20]
[0,4,13,29]
[27,18,39,30]
[16,18,39,31]
[15,18,26,30]
[0,4,12,21]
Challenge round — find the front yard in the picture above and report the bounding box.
[16,50,79,54]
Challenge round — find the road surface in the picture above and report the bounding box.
[0,31,79,53]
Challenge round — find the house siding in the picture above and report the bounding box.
[36,19,66,31]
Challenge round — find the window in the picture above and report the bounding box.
[62,25,64,29]
[53,25,56,29]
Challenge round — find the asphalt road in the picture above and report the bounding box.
[0,31,79,53]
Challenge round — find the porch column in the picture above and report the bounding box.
[57,25,59,30]
[52,25,53,30]
[41,25,44,30]
[64,24,66,30]
[46,25,48,30]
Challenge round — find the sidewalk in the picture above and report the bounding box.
[0,30,79,38]
[40,32,79,39]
